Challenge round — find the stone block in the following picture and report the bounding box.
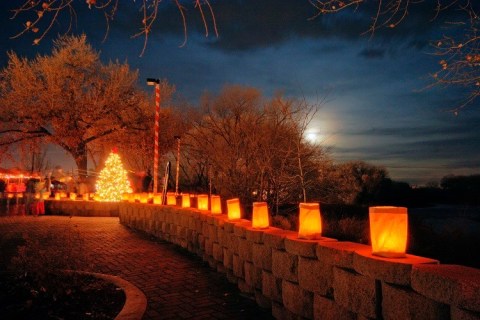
[238,238,253,262]
[271,301,299,320]
[333,267,376,318]
[314,294,355,320]
[226,269,237,284]
[245,227,265,244]
[224,221,235,233]
[285,235,337,258]
[204,238,213,256]
[262,270,283,303]
[282,280,314,319]
[238,278,254,294]
[255,290,272,309]
[354,248,439,286]
[263,228,292,250]
[272,249,298,283]
[244,261,263,290]
[212,242,223,262]
[252,243,272,271]
[233,254,244,278]
[207,224,218,242]
[233,220,251,238]
[412,264,480,313]
[223,248,233,269]
[213,215,228,227]
[382,282,449,320]
[298,256,333,296]
[317,241,370,269]
[224,233,239,253]
[451,307,480,320]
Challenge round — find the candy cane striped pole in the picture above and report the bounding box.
[147,78,161,193]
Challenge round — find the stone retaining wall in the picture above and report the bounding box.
[45,200,119,217]
[119,203,480,319]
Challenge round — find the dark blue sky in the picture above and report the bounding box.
[1,0,479,185]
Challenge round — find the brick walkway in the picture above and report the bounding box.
[0,216,273,319]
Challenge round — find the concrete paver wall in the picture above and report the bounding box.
[117,203,478,319]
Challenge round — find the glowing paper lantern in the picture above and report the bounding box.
[252,202,269,229]
[83,193,89,201]
[211,195,222,215]
[197,194,209,211]
[369,206,408,258]
[42,193,50,200]
[55,193,61,200]
[167,193,177,206]
[227,198,241,220]
[153,194,163,205]
[298,203,322,240]
[69,193,77,201]
[139,193,149,204]
[122,193,130,201]
[182,194,191,208]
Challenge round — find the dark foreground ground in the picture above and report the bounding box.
[0,215,273,320]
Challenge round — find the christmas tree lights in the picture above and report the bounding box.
[96,150,132,202]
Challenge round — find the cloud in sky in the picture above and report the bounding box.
[1,0,479,184]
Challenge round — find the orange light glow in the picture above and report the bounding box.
[211,195,222,215]
[42,193,50,200]
[298,203,322,240]
[167,193,177,205]
[227,198,241,220]
[369,206,408,258]
[153,194,163,205]
[69,193,77,201]
[55,193,61,200]
[83,193,89,201]
[139,193,149,204]
[182,194,191,208]
[252,202,269,229]
[197,194,209,210]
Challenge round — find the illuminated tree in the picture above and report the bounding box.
[0,35,154,177]
[95,150,132,201]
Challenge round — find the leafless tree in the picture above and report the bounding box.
[310,0,480,111]
[8,0,218,56]
[0,34,154,177]
[181,85,330,214]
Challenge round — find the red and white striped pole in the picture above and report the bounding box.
[147,78,161,193]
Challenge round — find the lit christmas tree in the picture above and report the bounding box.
[96,149,132,202]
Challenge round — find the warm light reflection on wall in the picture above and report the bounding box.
[167,193,177,206]
[252,202,269,229]
[369,206,408,258]
[227,198,241,220]
[298,203,322,240]
[182,194,191,208]
[211,195,222,215]
[197,194,209,211]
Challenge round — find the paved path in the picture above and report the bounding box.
[0,216,273,319]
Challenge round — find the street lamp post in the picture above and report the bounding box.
[147,78,160,193]
[174,135,181,195]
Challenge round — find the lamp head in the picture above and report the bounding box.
[146,78,160,86]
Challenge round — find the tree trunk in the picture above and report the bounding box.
[73,143,88,178]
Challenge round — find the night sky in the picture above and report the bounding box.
[1,0,479,185]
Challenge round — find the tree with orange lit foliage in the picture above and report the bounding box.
[95,150,132,202]
[0,35,155,177]
[311,0,480,111]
